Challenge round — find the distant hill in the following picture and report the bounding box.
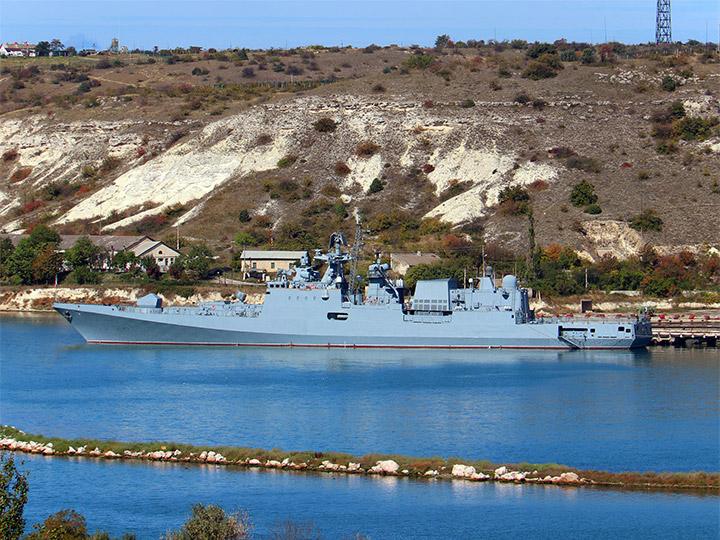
[1,42,718,263]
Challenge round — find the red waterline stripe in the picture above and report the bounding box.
[86,340,630,350]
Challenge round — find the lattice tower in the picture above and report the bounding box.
[656,0,672,44]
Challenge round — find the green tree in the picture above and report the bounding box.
[570,180,598,207]
[110,251,138,273]
[25,509,87,540]
[404,262,462,291]
[66,236,103,270]
[630,209,664,232]
[35,41,51,56]
[0,238,15,279]
[164,503,252,540]
[367,178,384,194]
[28,224,61,246]
[32,244,63,284]
[0,454,29,540]
[435,34,451,48]
[580,48,596,64]
[180,244,214,280]
[49,39,65,52]
[237,209,251,223]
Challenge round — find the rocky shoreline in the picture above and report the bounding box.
[2,427,717,491]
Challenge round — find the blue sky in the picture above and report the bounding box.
[1,0,718,51]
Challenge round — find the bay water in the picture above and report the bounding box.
[1,313,718,538]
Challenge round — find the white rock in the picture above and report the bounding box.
[248,458,262,466]
[494,466,507,477]
[347,462,361,472]
[266,460,282,468]
[560,472,580,483]
[452,464,477,478]
[105,450,118,458]
[375,460,399,474]
[199,451,208,460]
[281,458,290,466]
[424,470,439,476]
[67,446,76,454]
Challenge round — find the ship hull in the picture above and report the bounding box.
[54,300,652,350]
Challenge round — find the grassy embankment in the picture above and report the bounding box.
[2,426,717,491]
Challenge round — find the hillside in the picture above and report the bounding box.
[1,43,719,264]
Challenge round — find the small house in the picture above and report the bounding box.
[240,250,308,280]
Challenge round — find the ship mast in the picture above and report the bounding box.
[348,216,364,298]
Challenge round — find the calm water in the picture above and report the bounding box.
[1,313,719,539]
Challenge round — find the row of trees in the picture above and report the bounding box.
[0,226,215,286]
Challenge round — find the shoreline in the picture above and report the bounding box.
[2,426,717,493]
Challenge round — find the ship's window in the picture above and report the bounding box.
[626,328,632,332]
[327,312,349,320]
[591,328,595,333]
[618,326,625,332]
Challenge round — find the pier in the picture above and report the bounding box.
[651,316,720,347]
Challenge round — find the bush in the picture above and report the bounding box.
[372,83,386,93]
[367,178,383,194]
[241,67,255,78]
[403,55,435,70]
[333,162,350,175]
[661,76,677,92]
[522,61,558,80]
[566,155,601,173]
[570,180,597,207]
[676,116,718,141]
[277,154,298,168]
[580,48,595,64]
[25,510,87,540]
[0,454,28,540]
[237,209,251,222]
[514,92,531,105]
[357,141,380,157]
[312,117,337,133]
[584,203,602,214]
[164,504,252,540]
[630,209,663,232]
[460,99,475,108]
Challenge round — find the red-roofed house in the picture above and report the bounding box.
[0,42,37,57]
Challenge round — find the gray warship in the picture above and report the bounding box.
[54,231,652,349]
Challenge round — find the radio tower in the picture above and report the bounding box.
[655,0,672,44]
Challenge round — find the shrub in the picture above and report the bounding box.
[403,55,435,70]
[321,184,342,197]
[164,503,252,540]
[285,64,303,75]
[580,49,595,64]
[522,62,558,80]
[9,167,32,183]
[514,92,531,105]
[661,76,676,92]
[241,67,255,78]
[526,43,557,58]
[367,178,383,194]
[560,50,577,62]
[276,154,298,168]
[312,117,337,133]
[357,141,380,157]
[25,510,87,540]
[237,209,251,222]
[570,180,597,207]
[372,83,386,93]
[566,155,601,173]
[668,101,686,119]
[2,148,19,161]
[676,116,718,141]
[255,134,272,146]
[0,454,28,540]
[548,147,576,158]
[584,203,602,214]
[630,209,663,232]
[637,170,650,181]
[460,99,475,108]
[333,162,350,175]
[656,140,678,154]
